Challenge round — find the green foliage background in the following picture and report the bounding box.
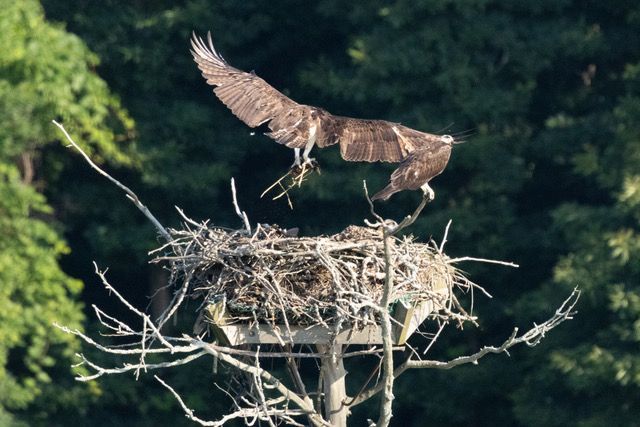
[0,0,638,425]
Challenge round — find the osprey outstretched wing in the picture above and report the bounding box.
[191,32,457,200]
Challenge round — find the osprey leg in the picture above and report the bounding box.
[302,142,317,167]
[291,147,318,171]
[420,183,435,201]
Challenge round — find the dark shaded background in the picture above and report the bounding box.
[2,1,639,425]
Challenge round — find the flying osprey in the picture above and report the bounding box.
[190,32,460,201]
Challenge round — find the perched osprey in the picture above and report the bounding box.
[371,136,453,201]
[191,32,460,201]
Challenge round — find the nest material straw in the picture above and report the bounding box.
[156,222,465,331]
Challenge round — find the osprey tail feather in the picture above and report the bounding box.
[371,184,399,201]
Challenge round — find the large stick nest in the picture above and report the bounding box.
[154,222,468,330]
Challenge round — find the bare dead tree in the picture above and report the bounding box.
[54,122,580,426]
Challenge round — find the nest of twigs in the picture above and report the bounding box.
[153,219,471,333]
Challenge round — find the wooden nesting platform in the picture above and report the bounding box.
[208,280,449,346]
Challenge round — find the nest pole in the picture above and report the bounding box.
[317,343,348,427]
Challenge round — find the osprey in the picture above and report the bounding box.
[191,32,460,201]
[370,135,453,201]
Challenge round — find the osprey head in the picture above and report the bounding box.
[441,134,466,146]
[440,134,454,145]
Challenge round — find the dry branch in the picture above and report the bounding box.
[363,184,435,427]
[53,120,171,241]
[349,287,581,407]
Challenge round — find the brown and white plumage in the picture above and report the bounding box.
[191,32,331,165]
[371,137,453,201]
[191,32,457,199]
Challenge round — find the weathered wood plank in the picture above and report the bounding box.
[213,280,450,345]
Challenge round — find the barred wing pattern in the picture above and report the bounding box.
[191,33,319,149]
[191,32,455,201]
[318,117,440,163]
[191,32,440,159]
[371,144,452,201]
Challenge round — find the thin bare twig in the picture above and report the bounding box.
[388,194,431,235]
[156,375,306,426]
[439,219,453,253]
[230,178,251,232]
[261,163,318,209]
[92,262,175,350]
[363,181,385,226]
[447,256,519,268]
[201,344,328,427]
[349,287,581,407]
[52,120,171,241]
[75,350,207,381]
[252,347,278,427]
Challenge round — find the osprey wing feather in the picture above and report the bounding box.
[323,118,429,163]
[191,33,426,163]
[191,32,458,201]
[191,33,316,150]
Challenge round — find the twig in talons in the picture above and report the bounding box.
[294,163,307,188]
[272,184,293,201]
[261,170,292,199]
[284,190,294,210]
[261,163,319,209]
[271,184,295,210]
[293,161,319,187]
